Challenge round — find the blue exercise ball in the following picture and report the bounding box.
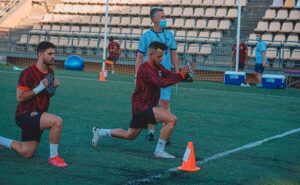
[64,55,84,71]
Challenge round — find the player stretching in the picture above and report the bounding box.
[92,42,188,158]
[0,41,67,167]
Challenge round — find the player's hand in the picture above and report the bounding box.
[181,65,189,75]
[41,78,49,87]
[54,78,60,87]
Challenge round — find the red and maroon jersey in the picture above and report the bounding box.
[15,64,54,116]
[108,41,121,59]
[132,62,185,115]
[232,42,248,63]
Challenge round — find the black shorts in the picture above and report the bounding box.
[15,112,43,142]
[130,107,157,129]
[238,63,245,70]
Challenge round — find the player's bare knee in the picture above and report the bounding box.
[126,134,137,140]
[54,117,63,129]
[21,151,34,158]
[169,115,177,125]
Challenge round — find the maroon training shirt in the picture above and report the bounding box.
[16,64,54,116]
[132,62,185,115]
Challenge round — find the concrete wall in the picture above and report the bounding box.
[0,0,32,28]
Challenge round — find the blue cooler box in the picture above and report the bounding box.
[224,71,246,85]
[262,74,286,89]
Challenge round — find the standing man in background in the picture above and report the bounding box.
[254,33,267,87]
[232,38,250,87]
[135,7,179,142]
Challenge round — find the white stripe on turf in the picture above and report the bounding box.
[125,128,300,185]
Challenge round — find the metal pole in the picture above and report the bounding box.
[101,0,109,73]
[235,0,242,72]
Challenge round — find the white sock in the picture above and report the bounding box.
[148,129,155,134]
[98,129,111,137]
[0,136,13,149]
[155,138,167,153]
[49,143,58,158]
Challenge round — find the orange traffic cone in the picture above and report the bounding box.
[178,141,200,172]
[99,69,106,82]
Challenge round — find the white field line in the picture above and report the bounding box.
[125,128,300,185]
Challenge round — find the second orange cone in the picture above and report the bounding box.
[99,69,106,82]
[178,141,200,172]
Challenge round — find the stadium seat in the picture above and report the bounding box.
[268,21,281,32]
[206,19,218,30]
[185,19,196,29]
[271,0,283,7]
[79,26,90,36]
[198,31,210,42]
[266,47,278,59]
[130,6,141,15]
[209,31,222,42]
[78,38,89,48]
[203,0,213,7]
[91,16,101,25]
[194,7,205,17]
[120,17,131,26]
[227,8,237,18]
[173,18,185,28]
[110,16,121,26]
[225,0,236,7]
[192,0,203,6]
[219,20,230,30]
[176,43,186,54]
[49,36,59,45]
[175,30,186,41]
[141,17,151,27]
[293,22,300,33]
[110,27,121,37]
[290,49,300,61]
[170,0,181,6]
[286,34,299,46]
[280,22,294,33]
[281,48,291,60]
[287,10,300,20]
[130,28,142,38]
[283,0,296,8]
[262,33,273,44]
[275,9,288,20]
[50,25,61,35]
[254,21,269,32]
[131,17,141,27]
[164,7,172,16]
[214,0,225,6]
[204,8,216,18]
[187,44,200,54]
[215,8,227,18]
[141,6,150,16]
[186,31,198,41]
[58,37,69,47]
[248,33,258,45]
[199,44,212,55]
[17,35,29,45]
[272,33,286,46]
[183,7,194,17]
[263,9,276,20]
[172,7,183,16]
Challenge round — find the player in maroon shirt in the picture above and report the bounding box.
[0,41,67,168]
[92,42,189,158]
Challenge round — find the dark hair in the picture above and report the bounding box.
[109,36,114,41]
[150,7,164,20]
[149,41,167,51]
[37,41,56,56]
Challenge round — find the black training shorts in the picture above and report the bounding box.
[15,112,43,142]
[130,107,157,129]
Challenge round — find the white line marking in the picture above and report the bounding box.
[125,128,300,185]
[1,70,299,100]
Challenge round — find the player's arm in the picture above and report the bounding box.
[244,47,248,65]
[17,79,48,102]
[262,51,266,67]
[171,50,179,73]
[145,66,188,88]
[135,52,144,77]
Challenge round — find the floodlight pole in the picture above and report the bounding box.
[101,0,109,73]
[235,0,242,72]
